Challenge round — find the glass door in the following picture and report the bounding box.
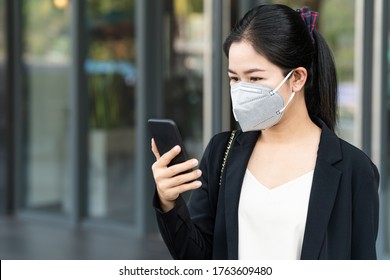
[386,3,390,254]
[162,0,205,159]
[86,1,136,223]
[20,0,71,214]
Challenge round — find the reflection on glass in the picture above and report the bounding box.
[163,0,204,159]
[86,1,136,223]
[320,0,356,144]
[0,0,4,60]
[387,5,390,250]
[22,0,71,213]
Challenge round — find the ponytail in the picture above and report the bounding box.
[307,31,338,132]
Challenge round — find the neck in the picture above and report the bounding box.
[259,108,320,145]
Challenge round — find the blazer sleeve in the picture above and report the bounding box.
[351,160,380,259]
[152,132,229,259]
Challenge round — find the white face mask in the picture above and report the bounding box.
[230,70,295,132]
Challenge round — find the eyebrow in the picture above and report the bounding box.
[227,68,266,75]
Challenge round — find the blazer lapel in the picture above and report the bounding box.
[300,120,343,259]
[224,131,259,259]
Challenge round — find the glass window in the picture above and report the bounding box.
[163,0,204,159]
[86,1,136,223]
[320,0,356,144]
[21,0,71,214]
[386,2,390,252]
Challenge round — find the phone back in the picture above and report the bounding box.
[148,119,188,166]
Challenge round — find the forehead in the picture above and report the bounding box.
[228,41,273,71]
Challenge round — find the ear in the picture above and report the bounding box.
[291,67,307,93]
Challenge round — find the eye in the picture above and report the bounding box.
[229,76,239,84]
[250,77,263,82]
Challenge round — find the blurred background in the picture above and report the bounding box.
[0,0,389,259]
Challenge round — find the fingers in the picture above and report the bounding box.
[154,169,203,205]
[166,158,199,177]
[159,168,202,191]
[151,138,160,160]
[157,173,202,198]
[159,145,181,167]
[157,174,202,213]
[152,158,201,186]
[151,138,182,167]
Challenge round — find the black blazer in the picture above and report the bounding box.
[153,119,380,259]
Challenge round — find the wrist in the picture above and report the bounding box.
[160,198,176,213]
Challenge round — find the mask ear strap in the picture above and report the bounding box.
[278,91,296,114]
[272,70,294,93]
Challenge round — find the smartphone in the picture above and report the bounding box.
[148,118,189,167]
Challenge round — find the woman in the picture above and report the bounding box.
[151,4,379,260]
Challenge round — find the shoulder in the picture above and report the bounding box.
[209,131,236,144]
[339,138,371,161]
[318,132,380,207]
[204,131,238,154]
[315,116,378,181]
[204,130,256,157]
[337,138,379,179]
[202,131,236,164]
[199,130,244,174]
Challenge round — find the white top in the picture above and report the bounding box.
[238,169,314,260]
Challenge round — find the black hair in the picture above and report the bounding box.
[223,4,338,131]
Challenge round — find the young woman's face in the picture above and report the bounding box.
[227,41,291,93]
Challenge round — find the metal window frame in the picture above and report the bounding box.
[1,0,15,214]
[10,0,26,213]
[203,0,225,144]
[68,0,88,224]
[134,0,164,235]
[355,0,374,154]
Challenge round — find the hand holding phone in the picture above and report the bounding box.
[148,118,202,212]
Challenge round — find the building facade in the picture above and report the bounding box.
[0,0,389,259]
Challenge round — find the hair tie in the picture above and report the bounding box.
[297,6,318,44]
